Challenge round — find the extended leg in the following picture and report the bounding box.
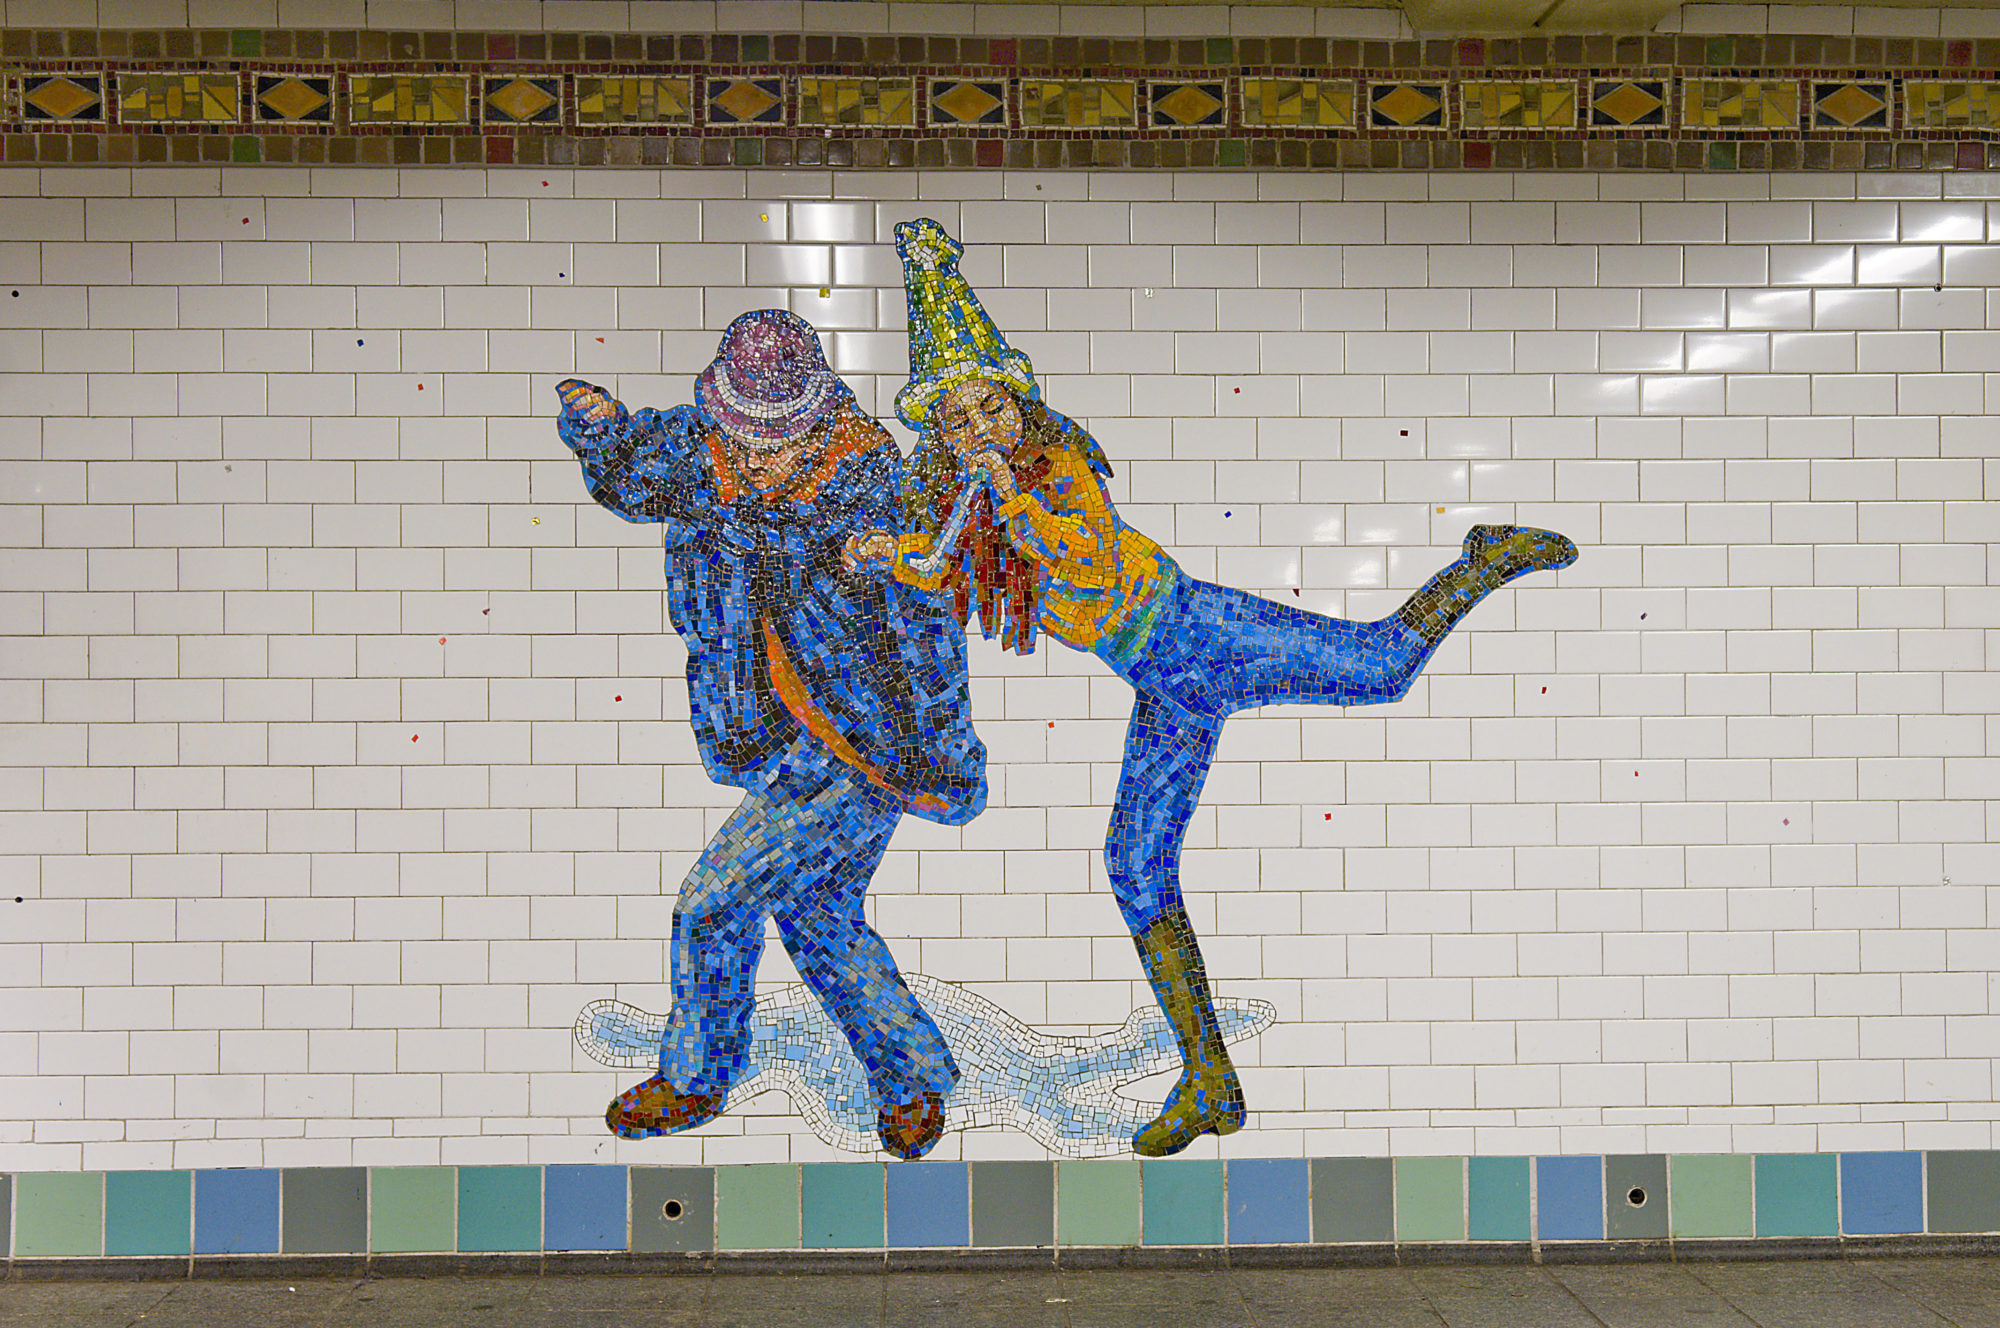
[1146,524,1579,719]
[1104,694,1243,1158]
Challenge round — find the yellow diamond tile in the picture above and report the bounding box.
[1374,83,1440,127]
[25,77,98,120]
[486,77,555,122]
[932,81,1001,123]
[1595,81,1662,125]
[712,79,778,122]
[1818,83,1884,127]
[258,77,328,121]
[1155,83,1222,126]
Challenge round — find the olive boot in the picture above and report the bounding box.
[1131,908,1246,1158]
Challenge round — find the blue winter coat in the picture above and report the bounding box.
[555,382,986,827]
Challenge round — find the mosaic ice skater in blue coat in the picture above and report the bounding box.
[555,309,986,1160]
[878,220,1579,1157]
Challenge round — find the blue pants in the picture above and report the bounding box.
[1099,573,1437,934]
[659,742,958,1104]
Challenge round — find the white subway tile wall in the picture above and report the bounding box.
[3,165,2000,1172]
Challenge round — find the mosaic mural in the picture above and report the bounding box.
[8,24,2000,169]
[555,225,1578,1159]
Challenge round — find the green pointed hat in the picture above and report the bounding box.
[893,218,1038,432]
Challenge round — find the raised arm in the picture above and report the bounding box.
[554,379,707,527]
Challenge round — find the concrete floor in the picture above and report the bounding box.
[2,1258,1999,1327]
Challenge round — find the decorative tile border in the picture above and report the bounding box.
[4,27,2000,168]
[4,1153,1998,1259]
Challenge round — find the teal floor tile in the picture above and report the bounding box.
[15,1173,103,1258]
[1469,1156,1531,1241]
[1755,1154,1836,1238]
[106,1171,190,1257]
[1141,1160,1224,1246]
[457,1166,541,1253]
[802,1163,882,1250]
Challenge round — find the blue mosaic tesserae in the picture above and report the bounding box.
[556,309,985,1160]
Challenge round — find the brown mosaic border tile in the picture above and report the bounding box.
[4,27,2000,169]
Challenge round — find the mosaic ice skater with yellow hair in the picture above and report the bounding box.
[861,219,1580,1158]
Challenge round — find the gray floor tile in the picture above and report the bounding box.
[1408,1266,1603,1327]
[1550,1263,1758,1328]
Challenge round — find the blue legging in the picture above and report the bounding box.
[1100,572,1437,933]
[659,742,958,1103]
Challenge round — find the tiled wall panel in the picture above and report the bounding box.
[2,163,2000,1184]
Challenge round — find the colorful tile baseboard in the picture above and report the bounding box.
[5,27,2000,170]
[4,1153,1998,1261]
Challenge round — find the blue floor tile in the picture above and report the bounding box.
[1536,1156,1604,1241]
[1226,1158,1309,1245]
[194,1169,281,1255]
[886,1162,968,1248]
[545,1164,628,1252]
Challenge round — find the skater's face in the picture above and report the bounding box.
[936,379,1022,461]
[726,412,831,492]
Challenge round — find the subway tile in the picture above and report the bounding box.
[14,1172,103,1258]
[801,1164,880,1250]
[194,1169,280,1255]
[1670,1154,1754,1238]
[716,1163,800,1251]
[369,1166,456,1253]
[886,1162,968,1249]
[545,1164,628,1252]
[1226,1157,1308,1245]
[1841,1152,1924,1235]
[1754,1153,1838,1238]
[457,1166,541,1253]
[1926,1151,2000,1234]
[632,1167,716,1254]
[1604,1155,1668,1240]
[1056,1160,1140,1246]
[1395,1157,1465,1243]
[1142,1159,1225,1246]
[280,1166,366,1254]
[1469,1156,1532,1241]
